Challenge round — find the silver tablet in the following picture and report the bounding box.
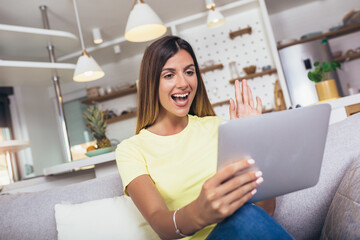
[217,104,331,203]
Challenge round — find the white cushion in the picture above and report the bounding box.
[55,196,160,240]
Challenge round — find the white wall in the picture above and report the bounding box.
[269,0,360,42]
[16,86,64,176]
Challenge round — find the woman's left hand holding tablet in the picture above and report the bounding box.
[190,159,263,229]
[229,79,262,119]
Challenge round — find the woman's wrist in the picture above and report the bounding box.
[174,203,206,237]
[185,200,208,231]
[173,209,190,237]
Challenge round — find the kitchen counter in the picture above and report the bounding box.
[43,151,117,177]
[324,93,360,124]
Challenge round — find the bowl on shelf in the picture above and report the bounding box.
[329,25,343,32]
[262,65,271,71]
[85,146,115,157]
[277,38,297,46]
[243,65,256,75]
[300,31,323,40]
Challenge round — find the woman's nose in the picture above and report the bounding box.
[176,73,189,88]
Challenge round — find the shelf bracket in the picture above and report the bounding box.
[229,26,252,39]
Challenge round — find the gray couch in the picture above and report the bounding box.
[1,113,359,240]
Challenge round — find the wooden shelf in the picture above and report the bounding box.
[106,111,137,124]
[278,23,360,49]
[263,108,274,114]
[333,52,360,63]
[211,100,275,114]
[229,68,277,84]
[200,64,224,74]
[229,27,252,39]
[82,86,137,105]
[345,103,360,116]
[212,100,229,107]
[0,24,79,61]
[0,60,76,86]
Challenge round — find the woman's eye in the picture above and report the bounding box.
[186,70,194,76]
[164,73,173,79]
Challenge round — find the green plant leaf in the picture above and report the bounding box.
[314,61,319,67]
[308,72,314,81]
[313,74,322,83]
[321,62,331,72]
[331,61,341,70]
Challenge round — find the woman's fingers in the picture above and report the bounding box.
[231,79,262,118]
[229,98,237,120]
[242,79,249,105]
[212,170,262,201]
[207,173,263,217]
[228,190,257,212]
[256,96,262,113]
[234,80,243,106]
[207,159,255,188]
[247,85,255,108]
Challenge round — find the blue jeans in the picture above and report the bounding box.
[206,203,293,240]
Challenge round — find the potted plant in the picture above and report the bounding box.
[307,61,341,101]
[83,105,112,152]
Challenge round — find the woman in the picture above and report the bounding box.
[116,36,292,239]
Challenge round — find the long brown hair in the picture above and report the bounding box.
[136,36,215,134]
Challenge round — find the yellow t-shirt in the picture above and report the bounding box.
[116,114,224,240]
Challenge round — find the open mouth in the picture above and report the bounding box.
[171,92,190,104]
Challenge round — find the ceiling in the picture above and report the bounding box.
[0,0,315,63]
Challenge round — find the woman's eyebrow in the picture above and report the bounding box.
[184,64,195,70]
[161,64,194,72]
[161,67,175,72]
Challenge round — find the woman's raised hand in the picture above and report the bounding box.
[192,159,263,228]
[229,79,262,119]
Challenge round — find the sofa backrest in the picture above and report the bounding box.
[0,173,124,240]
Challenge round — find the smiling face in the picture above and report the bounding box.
[158,49,198,119]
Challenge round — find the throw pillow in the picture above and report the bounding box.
[55,196,160,240]
[321,155,360,239]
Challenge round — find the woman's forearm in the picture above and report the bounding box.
[148,202,204,240]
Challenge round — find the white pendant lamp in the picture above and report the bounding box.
[72,0,104,82]
[125,0,167,42]
[205,0,225,28]
[92,28,103,44]
[205,0,215,9]
[207,6,226,28]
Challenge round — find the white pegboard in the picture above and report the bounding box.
[178,7,278,119]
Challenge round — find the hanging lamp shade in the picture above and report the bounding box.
[205,0,215,9]
[72,0,104,82]
[207,7,226,28]
[125,0,167,42]
[73,50,105,82]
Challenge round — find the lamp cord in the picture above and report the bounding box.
[73,0,85,50]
